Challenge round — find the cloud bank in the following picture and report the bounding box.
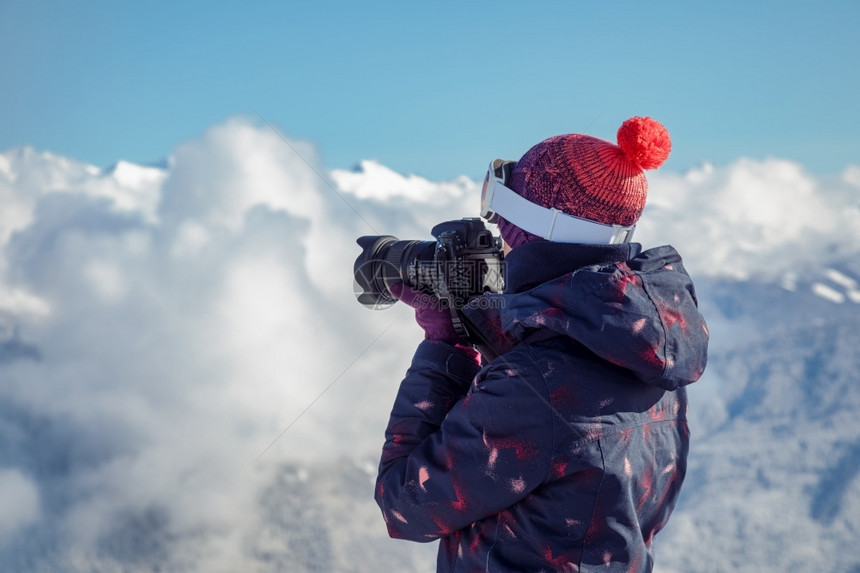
[639,159,860,280]
[0,117,857,569]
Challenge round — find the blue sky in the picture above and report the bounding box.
[2,0,858,180]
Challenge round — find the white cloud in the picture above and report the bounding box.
[639,158,860,280]
[0,119,464,569]
[0,118,856,569]
[331,159,478,203]
[0,285,50,318]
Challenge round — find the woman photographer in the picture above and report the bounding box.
[375,117,709,573]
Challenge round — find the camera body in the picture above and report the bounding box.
[354,218,504,325]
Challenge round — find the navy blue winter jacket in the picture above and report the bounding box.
[376,241,709,572]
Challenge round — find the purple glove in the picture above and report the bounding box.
[390,282,459,344]
[390,283,481,365]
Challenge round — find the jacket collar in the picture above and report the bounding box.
[503,241,643,294]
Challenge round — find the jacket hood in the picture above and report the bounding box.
[462,242,709,390]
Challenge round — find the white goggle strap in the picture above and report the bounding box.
[486,180,635,244]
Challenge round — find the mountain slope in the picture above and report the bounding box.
[659,273,860,572]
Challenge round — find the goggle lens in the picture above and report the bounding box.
[481,160,514,224]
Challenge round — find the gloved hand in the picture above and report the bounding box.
[390,282,482,365]
[390,282,459,344]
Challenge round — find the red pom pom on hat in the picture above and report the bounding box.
[616,116,672,170]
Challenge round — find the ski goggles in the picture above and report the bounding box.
[479,159,636,245]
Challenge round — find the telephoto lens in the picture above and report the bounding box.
[352,235,436,309]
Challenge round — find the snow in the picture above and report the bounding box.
[825,269,860,303]
[0,117,858,571]
[825,268,858,290]
[810,270,860,304]
[660,306,860,572]
[813,282,846,303]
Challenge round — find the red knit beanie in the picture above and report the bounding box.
[498,116,671,248]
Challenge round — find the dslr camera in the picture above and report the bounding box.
[353,218,504,335]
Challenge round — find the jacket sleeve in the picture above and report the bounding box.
[375,340,554,541]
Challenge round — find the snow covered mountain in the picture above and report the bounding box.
[660,270,860,572]
[1,119,859,571]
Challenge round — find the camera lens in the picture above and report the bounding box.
[353,235,435,309]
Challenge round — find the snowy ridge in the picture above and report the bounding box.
[812,268,860,304]
[660,283,860,572]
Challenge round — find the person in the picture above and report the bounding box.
[374,117,709,572]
